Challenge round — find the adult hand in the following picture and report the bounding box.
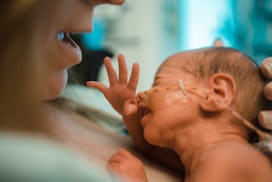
[87,54,140,116]
[259,57,272,130]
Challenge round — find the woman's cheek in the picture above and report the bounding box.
[42,70,67,101]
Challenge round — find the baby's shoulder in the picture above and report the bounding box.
[206,141,270,168]
[192,141,272,182]
[217,141,268,159]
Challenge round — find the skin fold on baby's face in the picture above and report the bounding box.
[137,81,192,111]
[135,71,203,146]
[136,52,202,114]
[135,53,199,127]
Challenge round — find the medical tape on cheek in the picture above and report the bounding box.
[144,80,272,141]
[141,79,272,141]
[140,80,193,110]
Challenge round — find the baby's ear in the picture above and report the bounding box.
[200,73,236,112]
[212,38,224,47]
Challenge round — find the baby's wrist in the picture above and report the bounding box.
[122,114,138,122]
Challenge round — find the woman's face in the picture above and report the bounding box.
[34,0,124,101]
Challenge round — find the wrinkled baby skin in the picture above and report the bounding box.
[137,84,192,111]
[135,80,206,120]
[137,81,272,142]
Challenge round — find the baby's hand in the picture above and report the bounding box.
[107,149,148,182]
[87,54,139,116]
[259,57,272,130]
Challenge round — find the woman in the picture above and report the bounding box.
[0,0,271,181]
[0,0,124,132]
[0,0,124,181]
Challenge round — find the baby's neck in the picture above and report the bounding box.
[171,120,247,175]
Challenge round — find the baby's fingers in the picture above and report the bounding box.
[128,63,140,91]
[123,99,138,116]
[86,81,107,94]
[104,57,117,86]
[118,54,128,84]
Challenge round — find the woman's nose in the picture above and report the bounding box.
[107,0,125,5]
[84,0,125,6]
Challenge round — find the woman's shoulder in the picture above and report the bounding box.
[0,132,116,182]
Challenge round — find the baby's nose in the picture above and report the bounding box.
[136,92,144,101]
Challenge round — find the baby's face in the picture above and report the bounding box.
[138,54,196,113]
[138,79,192,111]
[137,57,204,147]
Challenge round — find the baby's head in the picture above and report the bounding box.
[140,47,266,139]
[172,47,265,122]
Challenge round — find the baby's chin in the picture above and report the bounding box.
[143,128,164,147]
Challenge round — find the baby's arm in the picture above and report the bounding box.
[87,55,184,172]
[87,54,139,115]
[86,55,153,152]
[107,149,148,182]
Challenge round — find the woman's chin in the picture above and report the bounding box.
[43,72,68,101]
[43,86,64,101]
[50,87,64,100]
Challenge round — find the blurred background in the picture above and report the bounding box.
[63,0,272,130]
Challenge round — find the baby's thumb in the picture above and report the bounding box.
[123,100,138,116]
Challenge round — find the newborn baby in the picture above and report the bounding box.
[109,47,272,182]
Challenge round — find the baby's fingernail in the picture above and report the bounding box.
[259,111,272,130]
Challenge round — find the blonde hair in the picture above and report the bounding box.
[0,0,38,45]
[0,0,50,134]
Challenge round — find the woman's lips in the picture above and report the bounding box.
[58,32,82,66]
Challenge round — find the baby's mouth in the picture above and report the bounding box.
[136,92,151,123]
[139,108,150,118]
